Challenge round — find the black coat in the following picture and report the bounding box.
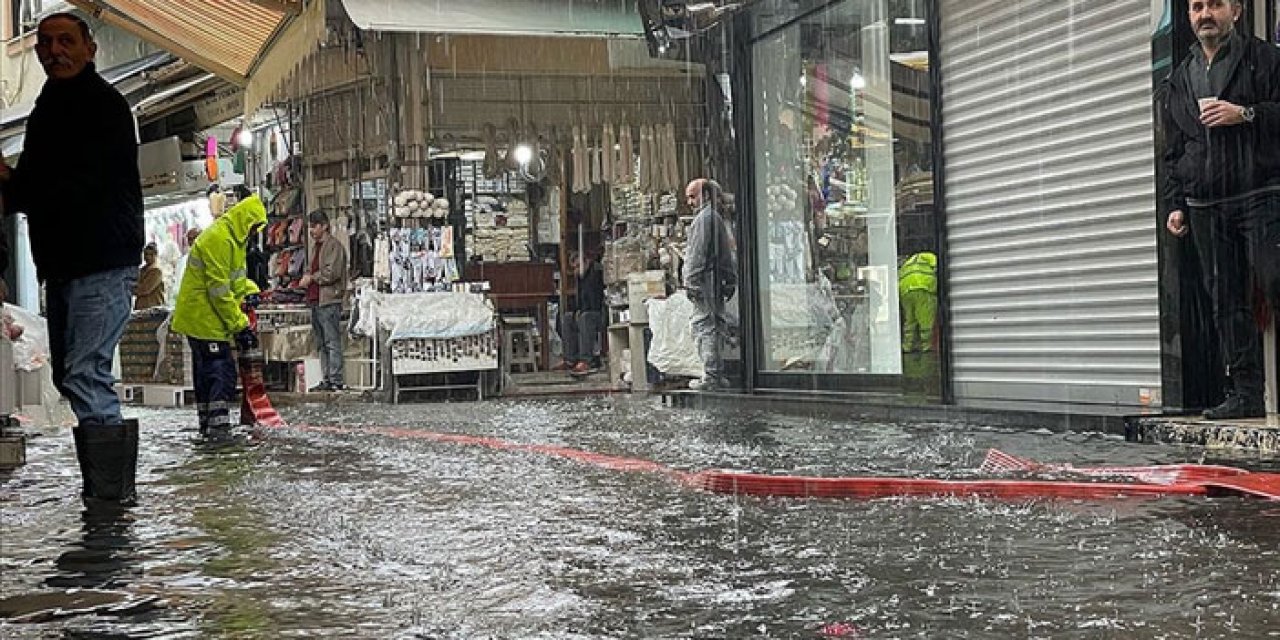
[5,63,144,281]
[576,261,606,313]
[1161,34,1280,211]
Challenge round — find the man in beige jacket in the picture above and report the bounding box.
[299,210,348,391]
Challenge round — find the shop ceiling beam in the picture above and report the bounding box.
[66,0,249,86]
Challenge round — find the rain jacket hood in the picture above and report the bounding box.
[171,195,266,342]
[222,194,269,245]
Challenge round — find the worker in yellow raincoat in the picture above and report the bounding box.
[172,193,266,442]
[898,251,937,353]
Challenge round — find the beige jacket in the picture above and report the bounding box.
[312,234,348,307]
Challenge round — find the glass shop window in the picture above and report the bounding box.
[752,0,937,379]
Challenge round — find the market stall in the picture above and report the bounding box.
[351,288,497,402]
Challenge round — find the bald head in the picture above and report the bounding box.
[685,178,721,211]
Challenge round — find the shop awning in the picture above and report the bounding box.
[66,0,327,116]
[340,0,644,37]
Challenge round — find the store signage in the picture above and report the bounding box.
[193,88,245,130]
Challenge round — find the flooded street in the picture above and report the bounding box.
[2,396,1279,638]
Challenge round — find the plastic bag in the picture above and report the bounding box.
[5,303,49,372]
[644,292,704,378]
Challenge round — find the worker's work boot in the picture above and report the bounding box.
[201,425,236,446]
[1203,392,1265,420]
[72,419,139,506]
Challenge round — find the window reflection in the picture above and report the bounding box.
[752,0,937,384]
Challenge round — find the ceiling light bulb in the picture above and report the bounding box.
[514,144,533,166]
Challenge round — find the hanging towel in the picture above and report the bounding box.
[662,123,682,195]
[617,123,634,184]
[590,141,603,186]
[638,124,651,193]
[572,125,590,193]
[601,123,616,186]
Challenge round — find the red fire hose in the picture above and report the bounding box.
[273,424,1280,501]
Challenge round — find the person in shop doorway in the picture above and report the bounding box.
[558,250,606,376]
[134,243,165,310]
[299,210,348,391]
[0,13,144,504]
[172,195,266,442]
[1163,0,1280,419]
[683,178,738,391]
[898,250,937,354]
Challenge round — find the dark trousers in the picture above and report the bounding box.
[188,337,237,432]
[561,310,603,364]
[1189,193,1280,397]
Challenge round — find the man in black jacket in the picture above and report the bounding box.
[0,13,144,503]
[560,251,606,376]
[1163,0,1280,419]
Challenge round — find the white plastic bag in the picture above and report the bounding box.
[644,292,704,378]
[5,303,49,372]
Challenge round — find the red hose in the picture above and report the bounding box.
[279,424,1280,501]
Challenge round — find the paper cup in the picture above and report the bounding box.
[1198,97,1218,113]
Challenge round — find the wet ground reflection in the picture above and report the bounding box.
[2,396,1278,637]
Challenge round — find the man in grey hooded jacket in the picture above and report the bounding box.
[682,178,737,390]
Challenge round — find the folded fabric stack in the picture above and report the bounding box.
[468,196,529,263]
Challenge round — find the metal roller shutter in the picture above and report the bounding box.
[939,0,1162,408]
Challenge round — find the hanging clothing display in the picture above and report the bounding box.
[601,123,616,186]
[143,197,213,308]
[617,123,634,184]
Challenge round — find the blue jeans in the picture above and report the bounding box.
[46,266,139,426]
[311,303,344,386]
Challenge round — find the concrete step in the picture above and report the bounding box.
[1128,415,1280,453]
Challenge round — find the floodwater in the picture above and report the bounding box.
[2,396,1279,638]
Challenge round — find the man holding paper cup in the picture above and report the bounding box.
[1162,0,1280,419]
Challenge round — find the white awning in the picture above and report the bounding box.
[341,0,644,37]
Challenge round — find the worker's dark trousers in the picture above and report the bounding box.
[1189,192,1280,399]
[188,338,237,434]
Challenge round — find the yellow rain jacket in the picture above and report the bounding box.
[172,195,266,342]
[898,252,938,295]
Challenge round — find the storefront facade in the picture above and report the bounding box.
[728,0,1276,415]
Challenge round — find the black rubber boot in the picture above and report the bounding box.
[72,419,139,506]
[1203,393,1266,420]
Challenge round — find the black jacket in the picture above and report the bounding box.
[576,261,606,313]
[1161,34,1280,211]
[5,63,144,281]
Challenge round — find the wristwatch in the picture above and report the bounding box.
[1241,105,1256,123]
